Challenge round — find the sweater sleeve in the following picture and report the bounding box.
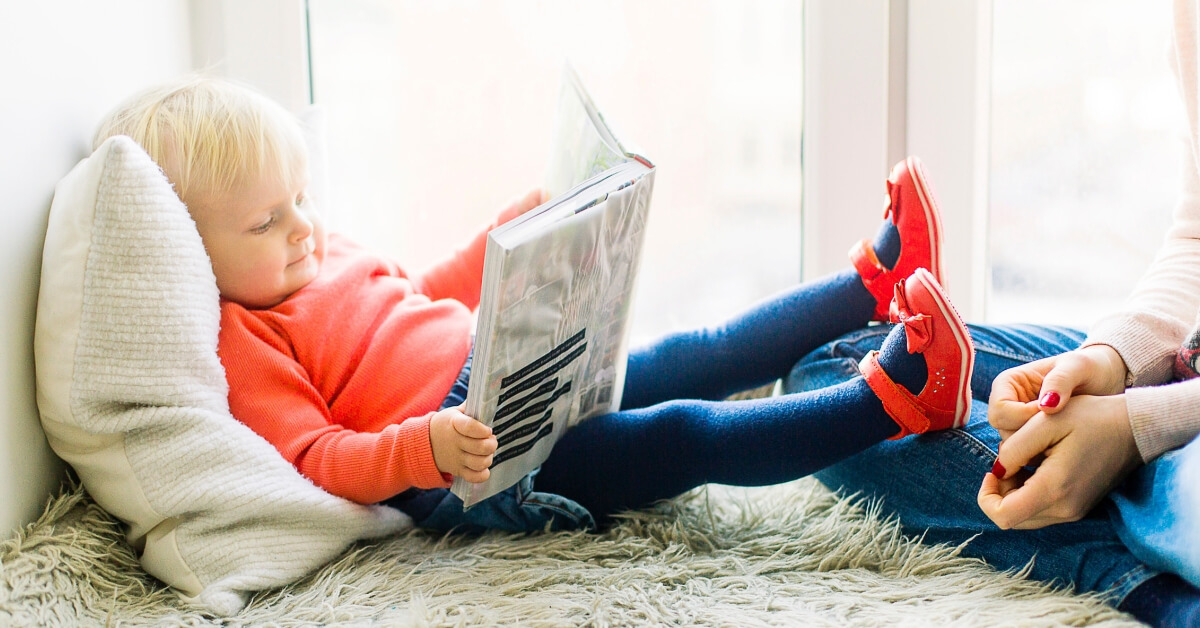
[219,309,450,504]
[1124,377,1200,461]
[411,202,528,308]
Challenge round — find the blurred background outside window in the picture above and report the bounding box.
[308,0,803,343]
[988,0,1179,325]
[309,0,1181,336]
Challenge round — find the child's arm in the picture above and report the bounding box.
[412,188,547,307]
[219,310,450,504]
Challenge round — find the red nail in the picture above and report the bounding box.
[991,460,1007,478]
[1039,391,1060,408]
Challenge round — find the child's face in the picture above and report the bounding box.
[188,171,326,308]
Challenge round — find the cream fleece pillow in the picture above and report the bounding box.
[33,135,409,615]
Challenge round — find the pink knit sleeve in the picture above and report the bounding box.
[1123,377,1200,461]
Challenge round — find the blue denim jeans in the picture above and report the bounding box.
[784,323,1159,603]
[1109,437,1200,590]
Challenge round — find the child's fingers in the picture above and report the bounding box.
[451,413,493,438]
[517,186,546,207]
[458,467,491,484]
[462,452,494,472]
[460,435,498,456]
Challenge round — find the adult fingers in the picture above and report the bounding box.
[988,358,1055,433]
[1034,352,1096,414]
[978,464,1063,529]
[991,413,1063,483]
[1035,346,1128,415]
[977,467,1032,526]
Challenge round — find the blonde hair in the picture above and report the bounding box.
[93,75,308,205]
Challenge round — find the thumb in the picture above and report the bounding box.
[452,413,492,438]
[992,414,1062,481]
[1035,353,1090,415]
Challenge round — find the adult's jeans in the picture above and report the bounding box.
[784,322,1159,603]
[1109,433,1200,590]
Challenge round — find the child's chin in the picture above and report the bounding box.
[289,260,320,291]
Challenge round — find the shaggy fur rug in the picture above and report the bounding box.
[1,478,1143,627]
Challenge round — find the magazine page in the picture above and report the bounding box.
[453,169,654,507]
[543,66,628,197]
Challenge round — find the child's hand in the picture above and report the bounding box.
[429,406,497,483]
[499,188,549,223]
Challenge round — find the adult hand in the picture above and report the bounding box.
[987,345,1129,440]
[977,393,1142,529]
[430,405,497,483]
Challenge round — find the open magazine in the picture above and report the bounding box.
[451,67,656,508]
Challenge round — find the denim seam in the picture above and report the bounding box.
[975,346,1050,363]
[1106,564,1158,606]
[940,425,1000,461]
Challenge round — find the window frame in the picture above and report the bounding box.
[803,0,991,321]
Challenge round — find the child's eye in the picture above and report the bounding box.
[250,216,276,234]
[294,191,307,207]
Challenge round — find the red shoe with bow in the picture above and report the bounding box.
[850,156,946,321]
[858,268,974,438]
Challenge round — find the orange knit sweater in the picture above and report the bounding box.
[218,213,516,504]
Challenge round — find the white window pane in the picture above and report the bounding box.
[988,0,1178,326]
[307,0,801,341]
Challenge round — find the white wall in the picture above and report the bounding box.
[0,1,193,535]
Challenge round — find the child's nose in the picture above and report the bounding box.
[289,212,314,242]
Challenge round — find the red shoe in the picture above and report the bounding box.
[850,156,946,321]
[858,268,973,438]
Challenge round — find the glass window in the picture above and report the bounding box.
[988,0,1179,325]
[307,0,802,341]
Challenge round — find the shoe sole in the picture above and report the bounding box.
[906,157,946,288]
[911,268,973,428]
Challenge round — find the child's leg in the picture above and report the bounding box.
[539,266,971,522]
[539,321,931,521]
[620,268,876,408]
[539,370,900,521]
[623,155,945,409]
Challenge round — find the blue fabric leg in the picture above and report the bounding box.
[1109,435,1200,590]
[785,324,1157,603]
[621,269,876,409]
[540,265,933,522]
[537,375,902,522]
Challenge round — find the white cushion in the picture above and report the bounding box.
[33,135,408,615]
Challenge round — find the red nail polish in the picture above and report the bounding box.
[991,460,1007,478]
[1039,391,1060,408]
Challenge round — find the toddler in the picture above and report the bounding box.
[94,76,972,532]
